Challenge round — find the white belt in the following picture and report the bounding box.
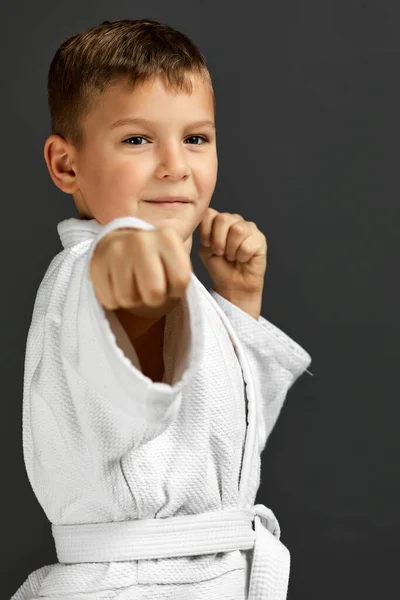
[52,503,290,599]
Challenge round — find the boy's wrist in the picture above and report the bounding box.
[212,287,262,320]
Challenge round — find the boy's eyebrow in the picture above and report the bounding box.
[109,117,216,130]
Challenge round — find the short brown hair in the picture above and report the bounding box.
[47,19,215,150]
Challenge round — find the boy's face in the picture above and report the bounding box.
[45,75,217,254]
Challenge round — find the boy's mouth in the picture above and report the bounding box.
[144,196,193,203]
[145,201,191,208]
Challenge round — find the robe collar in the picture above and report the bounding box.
[57,217,104,249]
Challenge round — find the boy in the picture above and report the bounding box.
[11,18,312,600]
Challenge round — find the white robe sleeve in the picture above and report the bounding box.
[209,289,312,454]
[60,216,205,428]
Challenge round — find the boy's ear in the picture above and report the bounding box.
[43,134,79,194]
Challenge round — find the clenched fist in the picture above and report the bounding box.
[89,226,193,322]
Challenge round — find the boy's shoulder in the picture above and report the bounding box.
[32,243,87,318]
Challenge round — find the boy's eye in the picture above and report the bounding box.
[122,135,209,146]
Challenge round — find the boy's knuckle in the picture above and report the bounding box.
[173,273,189,288]
[118,295,133,308]
[149,285,165,299]
[100,292,117,310]
[231,222,244,234]
[159,227,177,243]
[107,241,124,260]
[132,232,147,250]
[105,301,118,310]
[218,212,231,223]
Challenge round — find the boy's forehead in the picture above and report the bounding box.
[90,76,214,125]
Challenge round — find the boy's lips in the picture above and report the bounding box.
[145,200,191,208]
[145,196,192,204]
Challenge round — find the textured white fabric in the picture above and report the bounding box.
[11,216,312,600]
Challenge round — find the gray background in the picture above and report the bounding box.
[2,1,399,599]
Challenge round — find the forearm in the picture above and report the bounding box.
[211,288,262,320]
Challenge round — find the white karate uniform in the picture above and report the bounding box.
[11,215,312,600]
